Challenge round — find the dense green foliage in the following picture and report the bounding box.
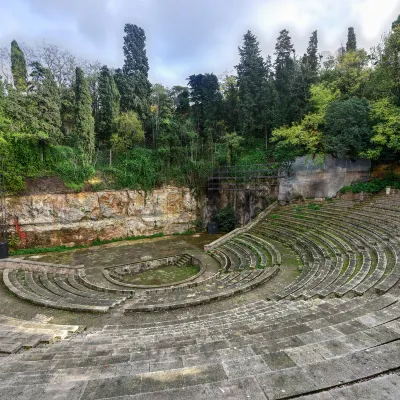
[340,173,400,193]
[324,99,371,159]
[212,204,236,232]
[1,18,400,195]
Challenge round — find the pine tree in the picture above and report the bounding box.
[121,24,151,118]
[346,27,357,52]
[11,40,27,92]
[98,65,120,142]
[29,61,62,143]
[236,30,267,138]
[75,67,95,160]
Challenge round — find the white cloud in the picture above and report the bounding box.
[0,0,399,86]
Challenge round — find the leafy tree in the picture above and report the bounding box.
[97,65,120,143]
[346,27,357,52]
[148,83,175,148]
[324,98,370,159]
[220,74,239,133]
[111,110,144,153]
[236,31,267,138]
[224,131,244,165]
[322,49,370,98]
[11,40,27,92]
[374,25,400,104]
[365,98,400,159]
[272,83,339,157]
[121,24,151,118]
[75,67,95,161]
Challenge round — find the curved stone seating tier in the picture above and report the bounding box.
[210,249,230,271]
[0,315,81,355]
[3,269,128,313]
[234,236,269,267]
[1,293,399,399]
[222,243,249,270]
[230,239,258,268]
[266,219,376,299]
[252,225,327,299]
[243,233,282,266]
[249,195,400,299]
[262,216,373,299]
[123,267,280,312]
[281,206,399,295]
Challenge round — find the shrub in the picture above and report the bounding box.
[340,173,400,194]
[212,204,236,232]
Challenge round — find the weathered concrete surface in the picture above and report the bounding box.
[278,155,371,201]
[6,187,197,247]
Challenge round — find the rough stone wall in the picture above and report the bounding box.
[278,155,371,202]
[6,187,197,247]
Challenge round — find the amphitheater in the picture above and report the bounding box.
[0,191,400,399]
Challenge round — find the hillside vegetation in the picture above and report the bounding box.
[1,19,400,194]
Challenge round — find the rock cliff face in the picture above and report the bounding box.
[6,187,197,247]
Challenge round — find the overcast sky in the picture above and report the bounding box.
[1,0,400,87]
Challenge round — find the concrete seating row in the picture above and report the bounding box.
[0,292,398,399]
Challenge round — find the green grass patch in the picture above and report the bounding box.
[341,256,350,275]
[307,203,321,211]
[269,214,281,219]
[10,244,89,256]
[91,233,165,246]
[172,229,196,236]
[120,264,200,286]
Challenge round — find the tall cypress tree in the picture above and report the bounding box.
[303,30,319,83]
[11,40,27,92]
[236,30,267,138]
[187,73,222,138]
[29,61,62,143]
[274,29,296,125]
[98,65,120,142]
[75,67,95,160]
[346,27,357,52]
[298,31,320,116]
[121,24,151,118]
